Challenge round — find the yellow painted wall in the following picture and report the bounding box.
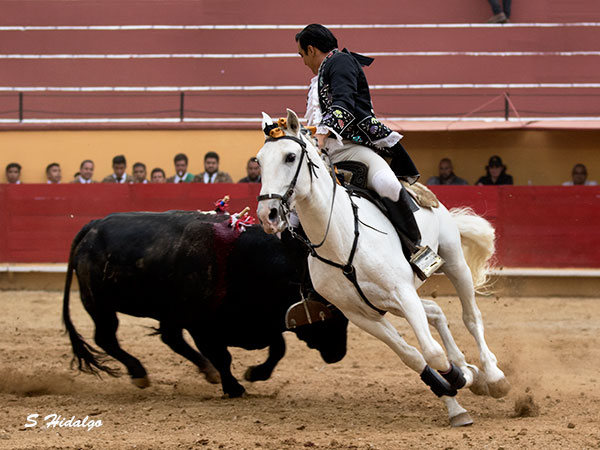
[0,129,266,184]
[1,128,599,185]
[402,129,600,186]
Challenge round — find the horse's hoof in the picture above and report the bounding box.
[131,376,150,389]
[466,365,489,396]
[449,412,473,428]
[201,368,221,385]
[488,377,511,398]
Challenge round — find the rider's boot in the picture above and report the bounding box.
[381,189,444,281]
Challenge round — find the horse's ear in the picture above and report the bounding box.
[286,109,301,135]
[261,112,274,133]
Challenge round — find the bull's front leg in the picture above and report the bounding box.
[189,333,245,398]
[244,333,286,382]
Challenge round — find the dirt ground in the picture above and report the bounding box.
[0,290,599,450]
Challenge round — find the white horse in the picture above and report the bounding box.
[256,109,510,427]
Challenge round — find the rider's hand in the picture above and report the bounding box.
[316,133,330,149]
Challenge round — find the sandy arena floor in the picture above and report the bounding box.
[0,290,599,450]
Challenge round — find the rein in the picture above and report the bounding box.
[257,133,336,251]
[257,129,386,315]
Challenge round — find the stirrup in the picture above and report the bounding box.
[285,298,333,329]
[410,246,445,281]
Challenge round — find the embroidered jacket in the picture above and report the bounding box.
[317,49,401,153]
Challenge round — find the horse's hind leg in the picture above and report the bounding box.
[91,310,149,388]
[342,309,472,427]
[439,249,510,398]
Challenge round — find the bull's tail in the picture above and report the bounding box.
[62,222,120,377]
[449,207,495,293]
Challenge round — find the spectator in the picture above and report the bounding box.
[5,162,22,184]
[562,163,597,186]
[151,168,167,183]
[476,155,513,185]
[167,153,195,183]
[194,151,233,183]
[72,159,95,184]
[238,157,261,183]
[102,155,133,183]
[487,0,511,23]
[426,158,468,186]
[46,162,62,184]
[132,162,148,184]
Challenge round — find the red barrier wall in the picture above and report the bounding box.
[1,184,599,268]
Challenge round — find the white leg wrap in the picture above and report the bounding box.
[370,169,402,202]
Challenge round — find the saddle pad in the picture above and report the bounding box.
[401,181,440,208]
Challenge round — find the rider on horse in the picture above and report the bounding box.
[295,24,442,278]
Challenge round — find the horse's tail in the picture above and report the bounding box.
[449,207,495,292]
[63,221,120,377]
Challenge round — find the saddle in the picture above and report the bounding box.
[334,161,439,209]
[334,161,443,281]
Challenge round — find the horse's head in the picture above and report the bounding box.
[256,109,321,234]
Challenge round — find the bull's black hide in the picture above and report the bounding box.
[63,210,348,397]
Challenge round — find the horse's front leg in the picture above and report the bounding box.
[443,260,510,398]
[342,309,472,427]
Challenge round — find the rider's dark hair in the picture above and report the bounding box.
[295,24,338,53]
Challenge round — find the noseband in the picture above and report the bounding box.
[256,130,336,250]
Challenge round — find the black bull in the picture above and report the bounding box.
[62,210,348,397]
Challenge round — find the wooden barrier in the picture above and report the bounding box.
[0,184,599,268]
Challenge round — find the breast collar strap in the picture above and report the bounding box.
[257,133,384,315]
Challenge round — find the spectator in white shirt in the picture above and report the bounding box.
[562,163,597,186]
[72,159,95,184]
[46,162,62,184]
[132,162,148,184]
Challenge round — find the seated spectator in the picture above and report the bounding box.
[476,155,513,185]
[167,153,195,183]
[562,163,597,186]
[46,162,62,184]
[102,155,133,183]
[72,159,95,184]
[132,162,148,184]
[194,151,232,183]
[426,158,468,186]
[5,162,22,184]
[151,167,167,183]
[238,157,261,183]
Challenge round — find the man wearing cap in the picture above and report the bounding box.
[476,155,514,185]
[296,23,441,277]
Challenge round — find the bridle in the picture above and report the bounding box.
[256,121,385,315]
[256,127,336,251]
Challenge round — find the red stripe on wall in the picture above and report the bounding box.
[1,184,599,267]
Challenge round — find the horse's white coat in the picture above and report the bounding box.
[257,110,509,424]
